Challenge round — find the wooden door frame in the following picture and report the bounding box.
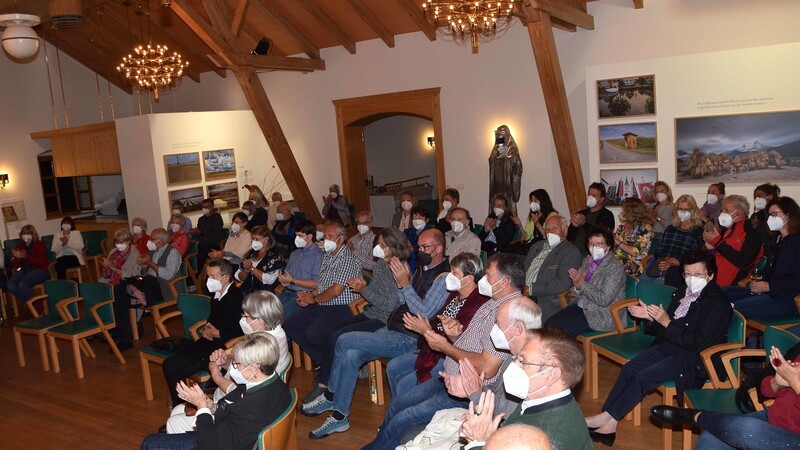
[333,87,446,215]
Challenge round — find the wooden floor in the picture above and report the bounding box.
[0,312,693,449]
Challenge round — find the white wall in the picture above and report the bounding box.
[364,115,437,191]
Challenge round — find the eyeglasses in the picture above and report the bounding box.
[230,360,244,370]
[513,355,555,369]
[241,313,253,319]
[683,272,708,278]
[768,211,785,217]
[419,243,439,250]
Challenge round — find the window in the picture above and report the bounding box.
[38,155,94,219]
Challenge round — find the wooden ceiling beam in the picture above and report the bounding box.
[230,0,251,39]
[169,0,230,55]
[297,0,357,54]
[633,0,644,9]
[346,0,395,48]
[221,53,325,72]
[394,0,436,41]
[551,17,577,32]
[201,0,248,53]
[250,0,321,59]
[529,0,594,30]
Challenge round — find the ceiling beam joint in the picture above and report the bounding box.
[346,0,395,48]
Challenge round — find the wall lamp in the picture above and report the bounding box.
[0,173,9,188]
[427,136,435,148]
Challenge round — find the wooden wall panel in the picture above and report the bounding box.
[31,122,122,177]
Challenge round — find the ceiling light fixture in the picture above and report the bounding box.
[422,1,516,53]
[0,13,41,59]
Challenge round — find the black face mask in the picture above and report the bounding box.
[417,249,433,266]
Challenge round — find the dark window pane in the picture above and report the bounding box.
[76,177,89,190]
[38,159,54,178]
[57,178,77,212]
[78,193,92,209]
[44,196,59,213]
[41,178,56,194]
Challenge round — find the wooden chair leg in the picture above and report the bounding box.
[10,293,20,318]
[1,291,7,321]
[14,329,25,367]
[590,348,600,399]
[104,330,126,365]
[374,360,386,406]
[583,343,591,393]
[291,342,302,369]
[72,337,84,379]
[81,338,96,358]
[141,354,154,401]
[633,402,642,427]
[682,426,693,450]
[49,335,61,373]
[662,395,674,450]
[38,332,50,371]
[303,351,312,371]
[78,339,92,357]
[129,309,140,341]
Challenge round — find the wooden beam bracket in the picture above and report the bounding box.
[529,0,594,30]
[221,53,326,72]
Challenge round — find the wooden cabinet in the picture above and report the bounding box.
[30,122,121,177]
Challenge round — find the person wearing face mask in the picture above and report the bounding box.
[444,207,481,261]
[271,201,298,259]
[188,199,223,272]
[165,201,192,233]
[167,214,190,256]
[283,221,361,374]
[392,191,416,231]
[346,211,377,271]
[276,221,323,319]
[612,197,655,276]
[361,255,524,450]
[436,188,469,233]
[140,332,291,450]
[545,228,625,338]
[702,195,764,287]
[321,183,351,226]
[567,182,616,256]
[234,225,286,297]
[459,329,593,450]
[652,181,675,237]
[161,258,244,407]
[699,182,725,223]
[641,194,705,287]
[208,212,252,269]
[8,225,51,304]
[131,217,151,256]
[51,216,85,280]
[112,228,182,351]
[586,250,732,446]
[164,291,290,434]
[750,183,781,254]
[721,196,800,320]
[406,229,450,300]
[266,191,282,231]
[479,194,517,256]
[98,228,142,287]
[240,200,267,231]
[523,215,582,323]
[509,189,558,255]
[405,206,432,275]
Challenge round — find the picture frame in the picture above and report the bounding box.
[675,110,800,184]
[202,149,236,180]
[168,187,205,213]
[599,122,658,164]
[206,181,240,211]
[600,168,659,207]
[164,152,202,186]
[596,74,656,119]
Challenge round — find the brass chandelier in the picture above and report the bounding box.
[117,43,187,102]
[422,0,516,53]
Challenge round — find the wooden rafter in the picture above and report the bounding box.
[394,0,436,41]
[297,0,357,54]
[251,0,321,59]
[529,0,594,30]
[202,0,248,53]
[633,0,644,9]
[346,0,395,48]
[230,0,251,39]
[220,54,325,72]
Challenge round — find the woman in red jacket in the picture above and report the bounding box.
[702,195,763,286]
[8,225,51,302]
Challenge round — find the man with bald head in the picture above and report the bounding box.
[485,424,552,450]
[411,228,450,299]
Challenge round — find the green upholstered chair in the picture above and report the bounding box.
[257,388,298,450]
[81,230,108,281]
[130,262,189,341]
[746,295,800,333]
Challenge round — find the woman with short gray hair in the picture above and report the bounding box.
[702,194,763,286]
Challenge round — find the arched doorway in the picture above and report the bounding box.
[333,88,446,219]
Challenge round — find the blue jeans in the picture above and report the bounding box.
[361,376,468,450]
[278,289,301,319]
[139,431,197,450]
[328,328,417,416]
[722,286,798,320]
[386,351,445,398]
[8,268,50,302]
[695,410,800,449]
[283,304,352,364]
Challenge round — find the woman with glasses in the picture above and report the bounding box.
[141,332,292,450]
[585,250,732,446]
[721,196,800,320]
[98,228,143,286]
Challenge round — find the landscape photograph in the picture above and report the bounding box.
[164,152,201,185]
[675,110,800,183]
[597,74,655,118]
[599,122,657,163]
[203,148,236,180]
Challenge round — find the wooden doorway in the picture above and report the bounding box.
[333,88,446,217]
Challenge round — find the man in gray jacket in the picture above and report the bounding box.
[523,215,583,323]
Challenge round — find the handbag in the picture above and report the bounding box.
[149,336,190,352]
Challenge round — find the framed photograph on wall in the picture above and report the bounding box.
[676,110,800,184]
[601,168,658,207]
[596,74,656,119]
[168,187,205,213]
[202,149,236,180]
[599,122,658,164]
[164,152,202,185]
[206,181,239,211]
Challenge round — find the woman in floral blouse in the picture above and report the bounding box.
[99,228,142,286]
[613,197,655,275]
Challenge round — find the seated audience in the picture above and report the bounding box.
[322,183,351,226]
[276,220,323,319]
[523,215,582,323]
[51,216,85,280]
[234,225,285,296]
[435,188,462,234]
[613,197,655,275]
[479,194,516,256]
[165,291,290,434]
[445,207,481,262]
[459,329,593,450]
[140,332,291,450]
[511,189,558,254]
[208,212,251,268]
[168,214,190,256]
[113,228,182,351]
[652,181,675,237]
[189,199,223,271]
[546,227,626,339]
[244,188,269,230]
[702,194,763,286]
[585,250,732,446]
[641,194,704,287]
[699,182,725,223]
[650,345,800,450]
[162,258,243,407]
[8,225,50,303]
[721,196,800,320]
[166,201,193,233]
[347,211,377,271]
[751,183,781,255]
[272,201,298,259]
[567,182,615,256]
[405,206,432,274]
[131,217,151,256]
[98,228,142,286]
[392,191,416,231]
[267,191,282,231]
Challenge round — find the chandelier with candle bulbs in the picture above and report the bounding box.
[117,43,187,101]
[422,0,516,53]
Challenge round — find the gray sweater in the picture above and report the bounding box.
[572,255,626,332]
[362,259,401,323]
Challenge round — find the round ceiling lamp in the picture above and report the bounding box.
[0,13,41,59]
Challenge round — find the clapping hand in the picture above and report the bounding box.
[208,349,229,372]
[571,212,586,227]
[646,303,670,327]
[459,391,503,443]
[402,312,431,335]
[568,267,585,289]
[423,330,449,352]
[628,300,650,319]
[277,270,292,286]
[438,315,463,339]
[441,358,485,399]
[176,381,208,410]
[347,276,367,293]
[389,257,410,288]
[770,346,800,391]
